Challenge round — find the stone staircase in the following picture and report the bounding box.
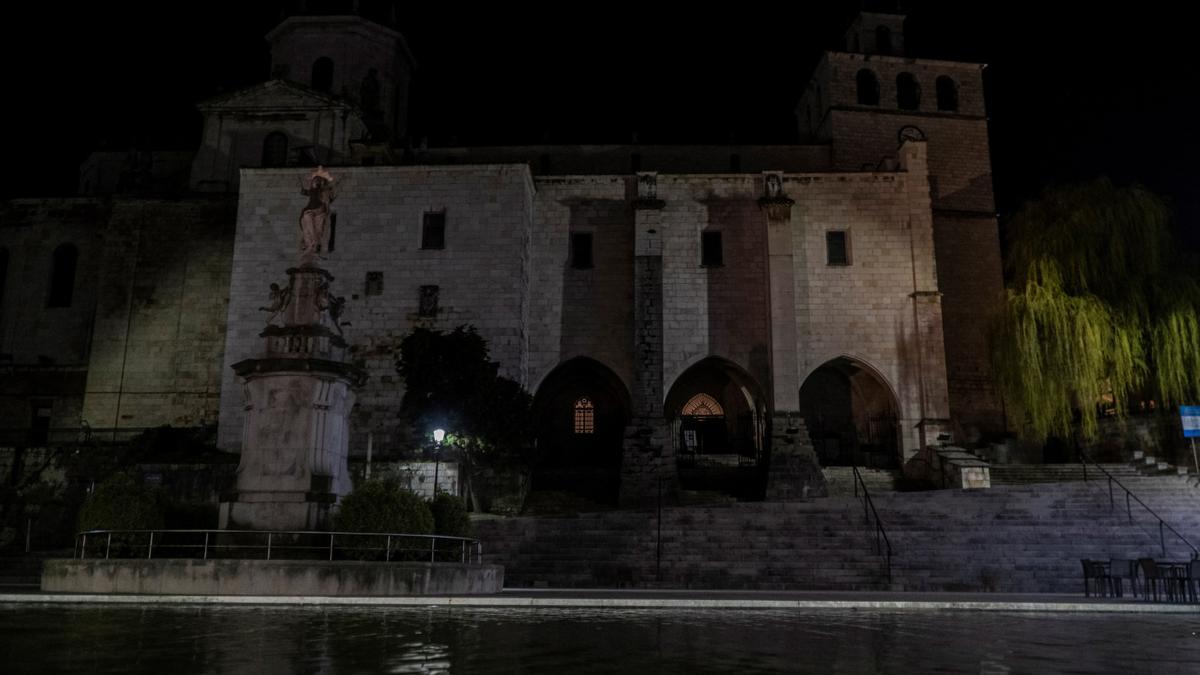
[476,501,891,591]
[988,463,1144,486]
[475,474,1200,593]
[822,466,898,496]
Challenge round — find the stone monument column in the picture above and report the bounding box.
[221,167,367,530]
[619,173,679,508]
[759,173,827,500]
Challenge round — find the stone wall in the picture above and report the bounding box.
[42,559,503,596]
[790,144,948,457]
[217,157,949,466]
[530,178,635,390]
[0,199,104,432]
[218,165,535,454]
[82,198,236,431]
[800,50,1005,440]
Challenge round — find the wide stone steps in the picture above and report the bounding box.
[989,463,1155,485]
[475,474,1200,593]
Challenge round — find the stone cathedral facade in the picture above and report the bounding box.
[0,5,1004,504]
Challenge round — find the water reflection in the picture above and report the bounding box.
[1,605,1199,673]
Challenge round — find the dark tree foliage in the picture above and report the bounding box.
[333,477,434,535]
[992,178,1200,440]
[430,493,471,538]
[395,326,534,462]
[77,471,165,533]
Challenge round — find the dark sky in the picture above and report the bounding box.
[7,2,1198,245]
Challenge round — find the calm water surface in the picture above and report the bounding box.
[2,604,1199,673]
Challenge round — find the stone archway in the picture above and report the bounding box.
[531,357,631,505]
[664,357,767,499]
[798,357,899,468]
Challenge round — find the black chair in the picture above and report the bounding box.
[1138,558,1174,602]
[1081,559,1108,597]
[1108,558,1140,598]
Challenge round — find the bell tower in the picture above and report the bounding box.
[797,6,1007,441]
[267,1,415,140]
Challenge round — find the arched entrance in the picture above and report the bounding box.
[531,357,631,505]
[664,357,767,500]
[798,357,899,468]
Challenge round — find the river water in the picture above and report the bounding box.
[2,605,1199,673]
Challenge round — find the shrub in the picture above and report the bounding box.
[430,493,471,538]
[77,472,165,533]
[76,472,165,557]
[333,478,434,560]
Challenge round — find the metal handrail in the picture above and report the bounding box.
[851,465,894,584]
[1078,448,1200,559]
[74,529,484,565]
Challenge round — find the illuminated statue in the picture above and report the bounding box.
[299,166,337,260]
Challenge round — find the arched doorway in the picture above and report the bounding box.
[531,358,631,506]
[798,357,899,468]
[664,357,766,500]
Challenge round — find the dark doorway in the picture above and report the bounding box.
[531,357,631,506]
[665,357,767,500]
[798,357,899,468]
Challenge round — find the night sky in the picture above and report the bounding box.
[7,1,1198,247]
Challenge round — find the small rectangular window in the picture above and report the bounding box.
[571,233,594,269]
[418,285,439,317]
[701,231,723,267]
[365,271,383,296]
[421,211,445,250]
[826,231,850,265]
[30,401,52,446]
[328,213,337,252]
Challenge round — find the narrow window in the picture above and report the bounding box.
[701,231,723,267]
[826,231,850,265]
[262,131,288,167]
[418,285,439,317]
[936,76,959,112]
[876,26,893,54]
[47,244,78,308]
[856,69,880,106]
[571,233,594,269]
[30,401,52,446]
[897,73,921,110]
[421,211,446,249]
[573,397,595,434]
[312,57,334,92]
[365,271,383,296]
[328,213,337,252]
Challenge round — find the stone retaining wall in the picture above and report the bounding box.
[42,559,503,596]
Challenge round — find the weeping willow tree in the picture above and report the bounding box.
[992,178,1200,440]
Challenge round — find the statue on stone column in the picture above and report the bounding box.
[314,277,347,335]
[259,281,292,325]
[298,166,337,260]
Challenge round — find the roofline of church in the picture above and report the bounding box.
[826,50,988,70]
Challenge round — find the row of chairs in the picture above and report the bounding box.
[1082,558,1200,602]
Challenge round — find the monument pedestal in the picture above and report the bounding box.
[765,412,828,500]
[222,264,366,530]
[619,416,678,509]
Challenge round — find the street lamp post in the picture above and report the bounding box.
[432,428,445,495]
